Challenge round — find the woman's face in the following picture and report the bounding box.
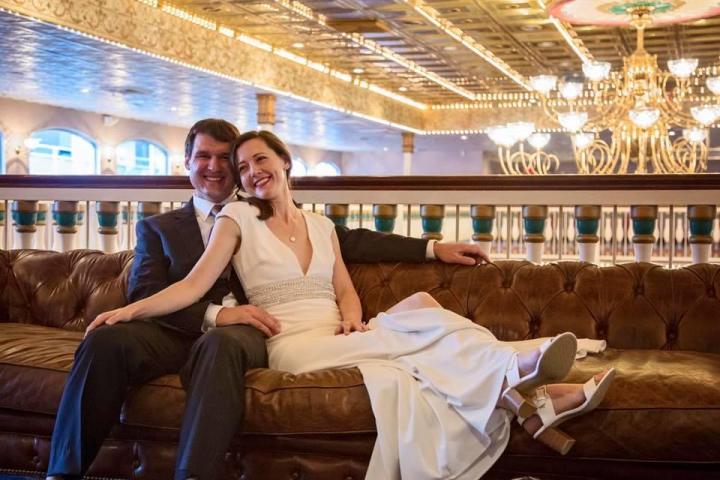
[235,137,290,200]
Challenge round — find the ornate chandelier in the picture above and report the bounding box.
[488,4,720,174]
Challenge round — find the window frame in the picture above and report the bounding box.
[27,127,99,175]
[115,138,170,176]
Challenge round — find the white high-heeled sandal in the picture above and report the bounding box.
[500,333,578,417]
[518,368,616,455]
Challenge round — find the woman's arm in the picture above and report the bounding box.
[86,218,241,334]
[330,229,366,335]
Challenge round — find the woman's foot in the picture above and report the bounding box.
[500,333,577,417]
[520,369,616,455]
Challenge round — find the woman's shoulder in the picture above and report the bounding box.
[304,210,337,234]
[218,199,260,221]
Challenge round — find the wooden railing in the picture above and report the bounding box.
[1,174,719,267]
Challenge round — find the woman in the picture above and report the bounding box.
[90,131,614,479]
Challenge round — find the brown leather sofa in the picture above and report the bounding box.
[1,249,719,479]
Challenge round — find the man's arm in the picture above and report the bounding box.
[335,225,491,265]
[127,219,220,333]
[335,226,428,263]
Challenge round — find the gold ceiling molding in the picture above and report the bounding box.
[0,0,425,131]
[538,0,594,64]
[424,105,556,133]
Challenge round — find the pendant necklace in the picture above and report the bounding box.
[288,214,298,243]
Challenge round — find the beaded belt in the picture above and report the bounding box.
[246,276,336,309]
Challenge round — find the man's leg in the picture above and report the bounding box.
[47,322,194,479]
[175,325,267,480]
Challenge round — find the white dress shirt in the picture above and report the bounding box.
[193,194,240,332]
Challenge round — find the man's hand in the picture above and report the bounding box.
[85,306,136,337]
[216,305,281,337]
[334,317,368,335]
[434,242,491,266]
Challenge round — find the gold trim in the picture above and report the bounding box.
[523,205,548,219]
[420,204,445,218]
[324,204,349,217]
[630,205,658,219]
[574,205,602,219]
[687,205,717,219]
[372,204,397,218]
[0,0,424,131]
[471,205,496,218]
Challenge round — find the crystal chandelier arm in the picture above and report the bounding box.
[660,74,697,126]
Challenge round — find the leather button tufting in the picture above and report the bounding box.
[291,472,300,479]
[708,288,716,298]
[565,282,574,292]
[635,285,644,295]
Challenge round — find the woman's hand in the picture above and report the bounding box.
[85,306,137,337]
[335,317,368,335]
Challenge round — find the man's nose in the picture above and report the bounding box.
[208,154,226,169]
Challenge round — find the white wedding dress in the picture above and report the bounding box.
[218,202,520,479]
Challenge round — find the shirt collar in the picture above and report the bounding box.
[193,193,236,221]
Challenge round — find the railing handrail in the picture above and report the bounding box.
[1,174,719,190]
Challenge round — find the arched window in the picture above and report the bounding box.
[292,158,308,176]
[312,161,341,176]
[28,129,97,175]
[116,140,169,175]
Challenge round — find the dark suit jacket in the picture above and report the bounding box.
[127,199,430,334]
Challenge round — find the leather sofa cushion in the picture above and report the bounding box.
[0,323,376,435]
[1,322,719,462]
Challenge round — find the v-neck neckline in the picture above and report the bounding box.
[263,210,314,276]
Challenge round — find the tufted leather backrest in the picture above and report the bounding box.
[1,250,718,353]
[0,250,133,331]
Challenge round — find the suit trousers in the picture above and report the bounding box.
[47,321,268,480]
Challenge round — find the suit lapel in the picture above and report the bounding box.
[173,198,205,263]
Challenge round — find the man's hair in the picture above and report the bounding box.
[184,119,240,158]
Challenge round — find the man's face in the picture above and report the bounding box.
[185,133,235,203]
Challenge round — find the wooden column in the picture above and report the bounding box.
[52,201,79,252]
[631,205,658,263]
[523,205,548,263]
[11,200,38,249]
[373,204,398,233]
[688,205,716,264]
[420,204,444,240]
[471,205,495,254]
[257,94,276,131]
[575,205,601,264]
[324,204,349,227]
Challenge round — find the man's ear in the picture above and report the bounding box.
[184,155,191,170]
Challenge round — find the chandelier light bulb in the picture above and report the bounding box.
[683,127,706,144]
[487,125,516,148]
[529,75,558,95]
[558,81,584,100]
[691,105,720,126]
[572,132,595,150]
[667,58,699,79]
[528,132,551,150]
[557,111,588,132]
[582,61,611,81]
[629,107,660,129]
[507,122,536,143]
[706,77,720,95]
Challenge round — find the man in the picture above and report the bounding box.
[46,119,490,480]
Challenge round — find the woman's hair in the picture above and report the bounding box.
[229,130,296,220]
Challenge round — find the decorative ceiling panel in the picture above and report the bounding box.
[0,10,405,151]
